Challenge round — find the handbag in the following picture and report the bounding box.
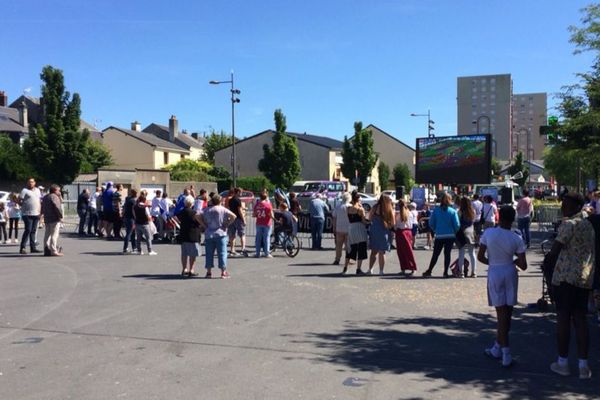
[455,227,467,248]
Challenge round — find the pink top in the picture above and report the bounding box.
[516,196,533,218]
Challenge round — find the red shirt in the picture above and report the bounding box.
[254,200,273,227]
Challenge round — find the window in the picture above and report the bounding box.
[472,111,478,116]
[181,154,185,160]
[481,79,487,85]
[491,78,496,84]
[481,86,487,92]
[491,86,495,92]
[472,95,477,100]
[472,104,477,108]
[490,94,496,99]
[163,152,169,165]
[490,110,496,115]
[481,103,486,108]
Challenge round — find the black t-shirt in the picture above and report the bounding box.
[176,208,201,243]
[133,202,149,225]
[229,196,243,219]
[123,196,136,219]
[77,192,89,209]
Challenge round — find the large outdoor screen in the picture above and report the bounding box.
[415,134,491,184]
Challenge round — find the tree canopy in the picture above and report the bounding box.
[393,163,412,190]
[340,122,378,191]
[200,129,236,164]
[544,5,600,190]
[258,109,302,189]
[22,65,112,184]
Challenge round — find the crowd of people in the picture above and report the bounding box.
[3,177,599,378]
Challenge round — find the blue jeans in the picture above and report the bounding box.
[123,217,137,252]
[88,208,98,234]
[77,208,88,234]
[205,235,228,269]
[255,225,271,256]
[518,216,531,246]
[20,215,40,251]
[310,216,325,249]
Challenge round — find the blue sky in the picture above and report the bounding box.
[1,1,595,146]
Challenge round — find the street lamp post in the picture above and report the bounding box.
[410,109,435,138]
[209,71,241,187]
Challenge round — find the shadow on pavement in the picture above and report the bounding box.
[122,273,191,280]
[80,251,127,256]
[286,311,600,398]
[288,263,333,267]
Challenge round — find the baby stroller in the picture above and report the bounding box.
[163,217,180,244]
[450,258,470,278]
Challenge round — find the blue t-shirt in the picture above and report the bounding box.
[309,198,327,219]
[102,188,115,212]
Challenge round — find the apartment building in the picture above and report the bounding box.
[511,92,547,160]
[457,74,513,160]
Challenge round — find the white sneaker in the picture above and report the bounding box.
[123,249,131,255]
[138,250,144,255]
[148,251,157,256]
[550,362,570,376]
[579,365,592,379]
[265,254,273,258]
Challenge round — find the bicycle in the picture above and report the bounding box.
[270,229,301,258]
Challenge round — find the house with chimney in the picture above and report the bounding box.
[0,90,103,144]
[102,116,195,170]
[0,91,29,144]
[142,115,205,160]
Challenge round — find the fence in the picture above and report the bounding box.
[535,206,562,232]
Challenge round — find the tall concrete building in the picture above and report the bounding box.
[511,92,547,161]
[457,74,513,160]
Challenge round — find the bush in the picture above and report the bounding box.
[216,176,275,193]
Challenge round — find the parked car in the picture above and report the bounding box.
[296,180,348,210]
[358,192,378,211]
[219,189,255,207]
[381,190,397,202]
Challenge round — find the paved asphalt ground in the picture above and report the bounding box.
[1,229,599,400]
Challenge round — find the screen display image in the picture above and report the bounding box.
[416,134,491,184]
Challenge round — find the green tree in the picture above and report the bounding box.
[340,122,378,191]
[491,158,502,180]
[393,163,412,190]
[506,151,529,187]
[545,5,600,191]
[164,159,214,181]
[23,65,89,184]
[80,139,113,173]
[378,161,391,191]
[200,129,236,164]
[0,134,34,181]
[258,109,302,189]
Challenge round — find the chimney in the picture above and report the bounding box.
[191,132,199,140]
[18,101,28,129]
[0,91,7,107]
[168,115,178,142]
[131,121,141,131]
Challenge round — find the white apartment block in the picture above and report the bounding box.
[457,74,513,160]
[511,92,547,161]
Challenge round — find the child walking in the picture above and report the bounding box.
[477,206,527,368]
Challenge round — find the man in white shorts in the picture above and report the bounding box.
[477,206,527,368]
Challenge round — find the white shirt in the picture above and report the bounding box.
[472,200,483,222]
[159,197,172,220]
[480,227,526,267]
[19,187,42,216]
[333,203,350,233]
[482,203,497,223]
[409,210,419,227]
[90,192,101,210]
[151,197,161,217]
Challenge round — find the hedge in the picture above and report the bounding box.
[216,176,275,193]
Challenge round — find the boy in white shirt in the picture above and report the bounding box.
[478,206,528,368]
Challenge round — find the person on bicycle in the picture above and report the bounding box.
[274,202,295,245]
